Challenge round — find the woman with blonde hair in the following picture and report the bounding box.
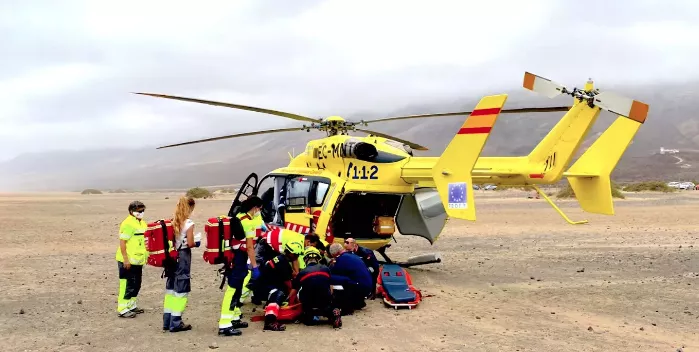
[163,196,200,332]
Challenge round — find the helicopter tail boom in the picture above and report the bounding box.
[428,94,508,221]
[562,114,642,215]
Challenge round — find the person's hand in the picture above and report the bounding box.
[124,262,131,270]
[194,232,202,248]
[251,266,260,280]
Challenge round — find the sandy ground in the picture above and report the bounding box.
[1,190,697,352]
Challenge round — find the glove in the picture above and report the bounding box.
[251,266,260,280]
[194,232,202,248]
[260,223,269,232]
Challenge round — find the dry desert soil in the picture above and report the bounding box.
[1,190,697,352]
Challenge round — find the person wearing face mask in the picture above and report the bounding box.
[115,201,148,318]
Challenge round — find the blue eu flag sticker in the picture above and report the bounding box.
[448,182,467,209]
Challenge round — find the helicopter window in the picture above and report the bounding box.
[313,182,330,207]
[284,177,312,212]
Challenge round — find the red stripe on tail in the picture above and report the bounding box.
[470,108,502,116]
[458,127,492,135]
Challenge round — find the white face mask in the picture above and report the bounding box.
[132,211,144,219]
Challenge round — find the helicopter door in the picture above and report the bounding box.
[312,179,346,244]
[281,176,315,234]
[395,187,447,244]
[228,172,259,217]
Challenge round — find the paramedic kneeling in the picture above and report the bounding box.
[327,243,372,313]
[253,241,304,331]
[293,247,341,328]
[343,238,379,298]
[116,201,148,318]
[218,197,261,337]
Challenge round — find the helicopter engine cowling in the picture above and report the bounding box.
[342,140,378,162]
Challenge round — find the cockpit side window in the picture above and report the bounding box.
[312,181,330,207]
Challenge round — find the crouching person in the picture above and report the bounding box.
[292,247,341,328]
[327,243,373,315]
[249,241,304,331]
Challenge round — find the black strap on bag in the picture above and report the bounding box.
[217,217,230,290]
[160,219,176,279]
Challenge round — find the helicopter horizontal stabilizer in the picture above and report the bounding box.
[431,94,508,221]
[563,113,644,215]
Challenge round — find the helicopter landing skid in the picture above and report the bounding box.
[376,245,442,268]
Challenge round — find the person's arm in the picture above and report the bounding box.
[246,238,257,268]
[118,221,133,269]
[186,224,195,248]
[119,239,130,269]
[291,258,300,277]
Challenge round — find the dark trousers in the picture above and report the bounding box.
[164,249,191,329]
[117,261,143,314]
[227,249,249,312]
[331,281,368,314]
[118,262,143,300]
[299,289,336,324]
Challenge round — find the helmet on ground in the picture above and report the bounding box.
[128,201,146,213]
[283,241,304,256]
[303,246,322,260]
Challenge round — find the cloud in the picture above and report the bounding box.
[1,0,698,161]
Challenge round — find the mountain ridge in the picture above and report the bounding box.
[2,80,698,191]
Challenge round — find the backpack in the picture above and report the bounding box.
[203,216,245,265]
[144,219,178,267]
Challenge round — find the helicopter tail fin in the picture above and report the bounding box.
[563,113,643,215]
[431,94,508,221]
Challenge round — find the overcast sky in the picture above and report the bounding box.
[1,0,698,161]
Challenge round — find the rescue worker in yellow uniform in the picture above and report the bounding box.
[217,197,262,336]
[116,201,148,318]
[237,208,268,311]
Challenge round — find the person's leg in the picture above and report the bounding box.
[170,249,192,332]
[228,250,250,329]
[263,289,287,331]
[127,265,143,313]
[217,283,242,336]
[238,267,251,308]
[163,269,175,330]
[117,261,135,317]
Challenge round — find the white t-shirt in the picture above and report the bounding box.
[175,219,194,249]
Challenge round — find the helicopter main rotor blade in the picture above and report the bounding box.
[360,106,572,124]
[157,127,307,149]
[133,92,321,123]
[355,128,429,151]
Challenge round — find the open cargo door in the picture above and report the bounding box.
[395,188,448,244]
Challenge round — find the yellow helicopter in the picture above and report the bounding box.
[134,72,648,267]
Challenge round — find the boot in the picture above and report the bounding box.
[119,311,136,318]
[332,308,342,329]
[218,327,242,336]
[131,307,145,314]
[169,322,192,332]
[263,321,286,331]
[231,320,248,329]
